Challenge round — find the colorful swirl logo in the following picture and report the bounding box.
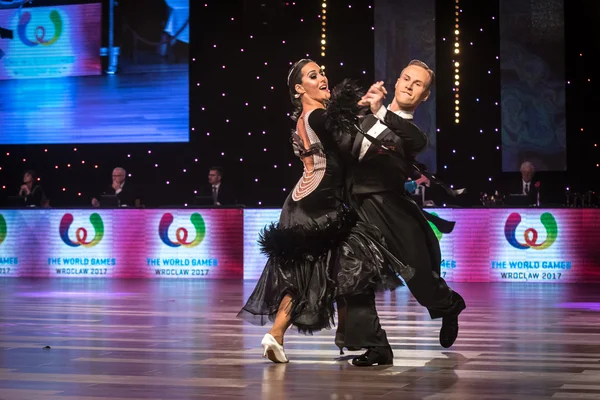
[59,213,104,248]
[18,10,63,47]
[504,212,558,250]
[158,213,206,248]
[0,214,6,245]
[428,212,443,242]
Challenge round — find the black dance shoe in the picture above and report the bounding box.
[439,316,459,348]
[335,331,362,355]
[351,346,393,366]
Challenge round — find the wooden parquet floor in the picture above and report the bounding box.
[1,279,600,399]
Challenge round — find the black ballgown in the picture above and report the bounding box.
[237,81,409,334]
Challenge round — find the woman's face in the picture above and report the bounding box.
[295,62,330,104]
[23,173,32,183]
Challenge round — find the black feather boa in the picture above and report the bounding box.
[258,205,358,263]
[323,79,364,141]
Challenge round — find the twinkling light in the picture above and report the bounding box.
[454,0,460,124]
[321,1,327,57]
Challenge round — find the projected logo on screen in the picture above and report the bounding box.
[158,213,206,248]
[59,213,104,248]
[504,212,558,250]
[0,214,6,245]
[428,212,443,241]
[18,10,63,47]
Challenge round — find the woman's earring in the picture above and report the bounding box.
[294,93,300,98]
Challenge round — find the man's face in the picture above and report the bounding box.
[393,65,431,111]
[208,170,221,185]
[112,169,126,184]
[521,168,534,182]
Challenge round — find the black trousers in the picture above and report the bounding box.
[354,191,466,319]
[342,291,390,348]
[343,191,466,348]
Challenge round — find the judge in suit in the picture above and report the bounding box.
[92,167,137,207]
[510,161,540,205]
[19,170,48,207]
[206,167,236,206]
[343,60,466,366]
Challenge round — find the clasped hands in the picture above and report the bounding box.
[358,81,387,114]
[19,184,30,196]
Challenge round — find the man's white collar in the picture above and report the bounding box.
[387,105,414,120]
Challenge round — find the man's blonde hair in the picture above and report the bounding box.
[406,59,435,90]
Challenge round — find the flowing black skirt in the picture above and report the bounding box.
[237,206,408,334]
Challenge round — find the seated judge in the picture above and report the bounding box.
[91,167,137,207]
[204,166,236,206]
[19,170,48,207]
[508,161,540,205]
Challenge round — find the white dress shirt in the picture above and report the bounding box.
[358,106,414,161]
[522,180,531,195]
[212,182,221,196]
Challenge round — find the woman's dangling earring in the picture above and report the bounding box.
[294,93,300,98]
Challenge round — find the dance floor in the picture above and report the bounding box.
[1,279,600,399]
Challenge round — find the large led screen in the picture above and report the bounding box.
[0,208,243,278]
[243,208,600,283]
[0,1,189,144]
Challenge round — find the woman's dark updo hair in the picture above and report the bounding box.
[287,58,314,121]
[23,169,37,183]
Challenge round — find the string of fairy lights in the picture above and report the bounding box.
[320,1,327,57]
[454,0,460,124]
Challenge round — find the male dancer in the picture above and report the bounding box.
[344,60,466,366]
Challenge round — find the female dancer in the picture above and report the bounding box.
[238,59,408,363]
